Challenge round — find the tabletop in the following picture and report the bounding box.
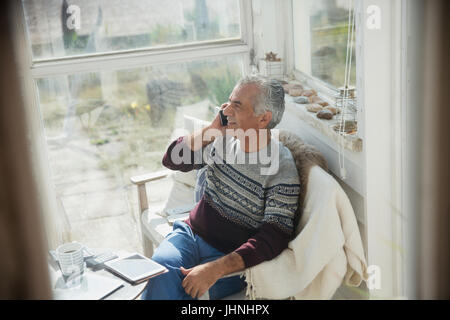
[48,249,148,300]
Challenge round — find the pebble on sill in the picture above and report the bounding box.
[283,83,303,94]
[310,96,329,107]
[301,89,317,97]
[293,96,310,104]
[306,104,323,113]
[317,109,334,120]
[325,106,340,115]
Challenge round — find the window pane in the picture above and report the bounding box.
[22,0,241,60]
[293,0,356,88]
[37,56,242,251]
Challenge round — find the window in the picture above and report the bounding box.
[20,0,250,252]
[292,0,356,90]
[23,0,242,60]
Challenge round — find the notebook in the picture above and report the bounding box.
[52,271,124,300]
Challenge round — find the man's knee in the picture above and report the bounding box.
[151,245,184,270]
[151,233,197,269]
[151,250,168,266]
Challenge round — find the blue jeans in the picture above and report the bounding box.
[141,221,246,300]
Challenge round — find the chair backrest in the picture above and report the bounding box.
[277,130,328,236]
[160,115,210,215]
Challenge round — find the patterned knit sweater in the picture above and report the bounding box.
[162,135,301,268]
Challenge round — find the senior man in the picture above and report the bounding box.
[142,76,301,300]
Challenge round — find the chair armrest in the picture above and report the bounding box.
[220,271,245,279]
[130,169,172,186]
[130,169,172,215]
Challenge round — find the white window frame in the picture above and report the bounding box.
[22,0,254,78]
[12,0,254,248]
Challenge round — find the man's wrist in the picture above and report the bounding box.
[207,252,245,279]
[204,259,226,279]
[203,260,224,281]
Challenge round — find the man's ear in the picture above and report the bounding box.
[259,111,272,128]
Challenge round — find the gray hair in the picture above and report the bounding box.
[235,75,285,129]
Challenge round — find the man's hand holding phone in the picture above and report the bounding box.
[210,103,229,136]
[186,103,229,151]
[218,108,228,126]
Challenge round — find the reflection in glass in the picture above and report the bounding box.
[22,0,241,60]
[36,56,242,251]
[293,0,356,88]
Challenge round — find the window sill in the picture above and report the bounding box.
[280,94,365,195]
[284,95,363,153]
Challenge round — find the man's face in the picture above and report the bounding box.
[222,83,271,133]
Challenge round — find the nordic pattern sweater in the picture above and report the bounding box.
[162,135,300,268]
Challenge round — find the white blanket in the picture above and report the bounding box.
[244,166,369,299]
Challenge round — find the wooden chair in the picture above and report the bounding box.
[130,169,246,300]
[130,125,331,300]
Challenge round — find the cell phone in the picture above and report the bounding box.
[219,109,228,126]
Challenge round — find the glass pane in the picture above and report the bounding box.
[37,56,242,251]
[293,0,356,88]
[22,0,241,60]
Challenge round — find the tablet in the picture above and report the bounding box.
[104,253,167,284]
